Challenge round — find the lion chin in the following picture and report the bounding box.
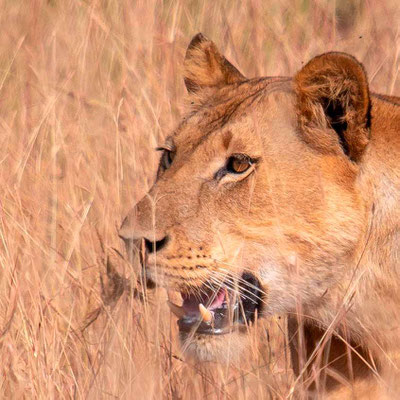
[179,331,249,364]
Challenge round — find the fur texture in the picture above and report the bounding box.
[119,34,400,398]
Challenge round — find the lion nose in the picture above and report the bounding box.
[118,214,169,254]
[118,213,138,240]
[143,235,169,254]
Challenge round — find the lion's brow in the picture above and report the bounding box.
[181,77,291,149]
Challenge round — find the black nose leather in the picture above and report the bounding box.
[144,236,169,254]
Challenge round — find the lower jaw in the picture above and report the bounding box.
[179,329,249,363]
[178,321,250,336]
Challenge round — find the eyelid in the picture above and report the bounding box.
[217,163,256,183]
[156,137,175,152]
[214,154,259,181]
[229,153,260,164]
[156,146,173,152]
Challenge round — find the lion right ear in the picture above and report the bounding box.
[183,33,246,93]
[295,52,371,162]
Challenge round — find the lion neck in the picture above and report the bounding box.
[360,97,400,278]
[305,96,400,359]
[347,96,400,352]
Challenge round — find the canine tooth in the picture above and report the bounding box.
[167,301,185,318]
[199,303,213,324]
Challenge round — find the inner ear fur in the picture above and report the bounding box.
[295,52,371,162]
[183,33,246,93]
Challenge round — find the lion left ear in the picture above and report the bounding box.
[183,33,246,93]
[295,52,371,162]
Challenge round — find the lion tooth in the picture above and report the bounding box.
[199,303,213,324]
[167,300,185,318]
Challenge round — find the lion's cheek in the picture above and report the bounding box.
[256,252,335,315]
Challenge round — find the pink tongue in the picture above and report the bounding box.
[182,289,225,315]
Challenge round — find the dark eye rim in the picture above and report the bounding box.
[162,149,174,169]
[226,153,256,174]
[156,147,175,171]
[214,153,258,180]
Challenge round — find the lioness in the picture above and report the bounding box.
[119,33,400,398]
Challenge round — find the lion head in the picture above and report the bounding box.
[119,33,372,362]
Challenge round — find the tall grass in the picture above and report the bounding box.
[0,0,398,398]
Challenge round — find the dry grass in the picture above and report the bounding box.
[0,0,398,398]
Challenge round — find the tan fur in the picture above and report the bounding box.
[183,33,246,93]
[120,34,400,397]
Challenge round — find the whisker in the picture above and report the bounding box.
[210,270,266,304]
[209,274,265,305]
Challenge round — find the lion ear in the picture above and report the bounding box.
[183,33,246,93]
[295,52,371,162]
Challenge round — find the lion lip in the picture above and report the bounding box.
[168,273,262,335]
[177,299,236,335]
[168,288,234,335]
[182,288,227,315]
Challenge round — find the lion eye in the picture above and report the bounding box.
[226,154,253,174]
[161,150,175,170]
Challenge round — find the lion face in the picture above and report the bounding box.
[119,34,371,362]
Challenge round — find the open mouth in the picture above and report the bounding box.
[167,273,263,335]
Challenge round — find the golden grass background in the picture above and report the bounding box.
[0,0,399,398]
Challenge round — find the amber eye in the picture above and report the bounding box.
[226,154,253,174]
[161,149,175,170]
